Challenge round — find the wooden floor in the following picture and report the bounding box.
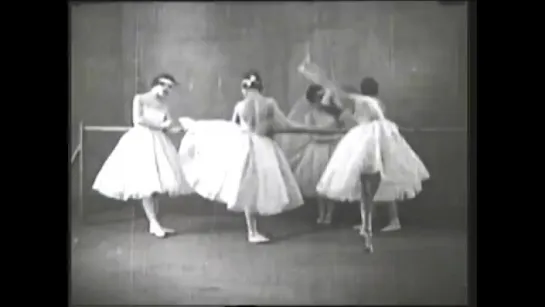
[70,201,467,305]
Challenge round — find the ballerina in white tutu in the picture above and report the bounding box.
[299,60,430,252]
[282,84,345,225]
[338,83,403,233]
[178,70,343,244]
[347,87,402,233]
[92,73,192,238]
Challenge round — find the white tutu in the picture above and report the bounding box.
[92,125,193,200]
[179,119,304,216]
[316,119,430,202]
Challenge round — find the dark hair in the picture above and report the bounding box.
[304,84,343,118]
[305,84,324,104]
[360,77,379,97]
[151,73,178,87]
[241,70,264,92]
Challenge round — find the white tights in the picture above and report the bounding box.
[141,196,161,229]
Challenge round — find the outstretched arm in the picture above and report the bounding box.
[132,95,169,130]
[270,98,308,130]
[272,99,346,135]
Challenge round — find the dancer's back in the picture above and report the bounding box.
[235,91,276,137]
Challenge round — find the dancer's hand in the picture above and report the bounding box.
[161,119,172,129]
[178,117,195,130]
[169,126,183,134]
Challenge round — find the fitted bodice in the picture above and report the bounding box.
[235,92,275,136]
[351,95,385,123]
[133,93,169,126]
[309,108,340,128]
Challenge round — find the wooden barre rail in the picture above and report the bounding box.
[85,126,131,132]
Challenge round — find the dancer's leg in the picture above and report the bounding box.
[142,197,165,238]
[152,195,175,234]
[381,201,401,232]
[358,188,373,252]
[317,197,326,224]
[359,173,381,253]
[323,200,335,225]
[245,209,269,243]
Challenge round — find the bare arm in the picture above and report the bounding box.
[298,62,354,114]
[298,60,335,89]
[132,95,166,130]
[270,98,307,130]
[231,103,241,124]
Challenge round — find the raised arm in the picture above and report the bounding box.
[298,60,335,89]
[298,62,353,112]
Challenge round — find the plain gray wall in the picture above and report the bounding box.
[70,2,468,214]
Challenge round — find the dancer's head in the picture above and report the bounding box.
[241,70,264,97]
[305,84,325,105]
[151,73,178,99]
[360,77,379,97]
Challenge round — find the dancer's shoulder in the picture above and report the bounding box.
[263,96,279,107]
[234,99,245,110]
[134,92,153,103]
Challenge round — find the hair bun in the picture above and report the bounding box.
[241,72,263,91]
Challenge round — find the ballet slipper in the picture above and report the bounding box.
[248,233,270,244]
[161,226,176,234]
[381,222,401,232]
[359,230,374,253]
[149,224,166,238]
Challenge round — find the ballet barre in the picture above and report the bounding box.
[85,126,132,132]
[70,121,467,220]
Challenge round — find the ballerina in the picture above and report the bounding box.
[178,70,343,243]
[282,84,345,225]
[342,84,401,232]
[298,60,430,252]
[92,73,192,238]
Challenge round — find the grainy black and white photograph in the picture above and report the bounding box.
[69,1,470,305]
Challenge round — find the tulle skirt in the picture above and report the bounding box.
[316,119,430,202]
[291,141,337,197]
[92,125,193,201]
[178,120,304,216]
